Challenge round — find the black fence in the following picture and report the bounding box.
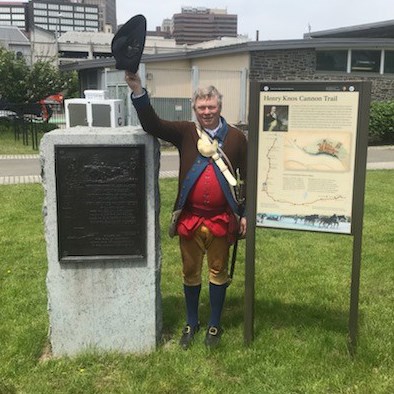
[0,102,65,150]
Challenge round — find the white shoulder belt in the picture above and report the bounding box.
[195,125,237,187]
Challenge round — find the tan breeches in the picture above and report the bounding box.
[179,224,230,286]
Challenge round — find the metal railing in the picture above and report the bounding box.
[0,102,65,150]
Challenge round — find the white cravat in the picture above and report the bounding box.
[204,120,222,138]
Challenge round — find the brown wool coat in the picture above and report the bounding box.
[133,98,248,215]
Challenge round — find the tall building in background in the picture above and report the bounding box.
[0,2,27,30]
[26,0,99,34]
[78,0,117,33]
[172,7,237,45]
[0,0,116,33]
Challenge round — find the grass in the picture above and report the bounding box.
[0,127,177,155]
[0,126,51,155]
[0,171,393,393]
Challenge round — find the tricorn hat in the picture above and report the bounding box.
[111,14,147,72]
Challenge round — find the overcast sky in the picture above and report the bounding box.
[116,0,393,40]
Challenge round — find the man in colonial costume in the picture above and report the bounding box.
[125,72,247,349]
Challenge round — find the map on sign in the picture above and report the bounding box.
[284,135,351,172]
[256,89,359,234]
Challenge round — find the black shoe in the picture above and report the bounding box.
[179,324,200,350]
[204,326,223,349]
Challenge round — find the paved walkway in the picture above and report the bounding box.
[0,154,178,185]
[0,146,393,185]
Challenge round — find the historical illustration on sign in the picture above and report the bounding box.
[256,89,360,234]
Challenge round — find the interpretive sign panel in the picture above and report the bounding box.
[244,81,371,350]
[55,145,146,262]
[254,82,365,234]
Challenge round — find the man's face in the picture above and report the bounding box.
[194,96,221,130]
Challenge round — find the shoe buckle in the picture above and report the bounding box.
[208,326,218,336]
[184,325,191,334]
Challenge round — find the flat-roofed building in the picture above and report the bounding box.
[0,25,31,63]
[78,0,117,33]
[26,0,99,34]
[172,7,237,45]
[0,2,27,30]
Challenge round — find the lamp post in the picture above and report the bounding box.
[55,13,62,65]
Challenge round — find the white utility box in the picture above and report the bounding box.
[65,98,124,128]
[84,90,108,100]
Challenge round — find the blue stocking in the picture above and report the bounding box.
[208,282,227,327]
[183,284,201,328]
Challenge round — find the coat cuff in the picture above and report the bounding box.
[131,88,150,110]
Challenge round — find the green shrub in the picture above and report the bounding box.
[368,100,394,145]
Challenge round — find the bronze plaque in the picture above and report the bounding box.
[55,145,146,262]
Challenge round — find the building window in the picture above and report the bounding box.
[49,11,62,17]
[34,10,47,16]
[316,50,348,71]
[59,51,89,59]
[12,14,25,20]
[384,51,394,74]
[351,50,381,72]
[35,17,47,23]
[86,13,98,20]
[86,20,98,27]
[34,3,47,9]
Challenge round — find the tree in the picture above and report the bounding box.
[26,60,62,102]
[0,47,28,103]
[0,47,79,103]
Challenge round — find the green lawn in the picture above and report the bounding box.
[0,125,53,155]
[0,172,393,393]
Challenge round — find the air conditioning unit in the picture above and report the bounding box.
[65,98,124,128]
[84,90,108,100]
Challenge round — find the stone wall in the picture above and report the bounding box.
[250,49,394,101]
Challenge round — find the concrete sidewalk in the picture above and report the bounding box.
[0,154,178,185]
[1,146,393,185]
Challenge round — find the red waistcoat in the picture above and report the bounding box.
[177,163,236,241]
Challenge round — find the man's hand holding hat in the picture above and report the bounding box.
[125,71,144,96]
